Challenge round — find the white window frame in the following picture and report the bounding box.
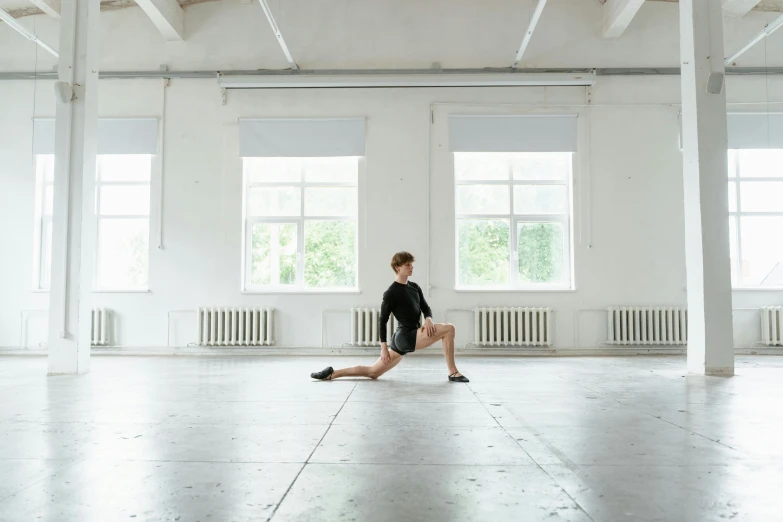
[728,149,783,289]
[93,155,153,292]
[454,153,574,292]
[32,155,54,291]
[241,158,360,293]
[34,155,153,292]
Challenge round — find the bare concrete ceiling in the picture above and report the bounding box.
[3,0,783,20]
[2,0,217,19]
[639,0,783,12]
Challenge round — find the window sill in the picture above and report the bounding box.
[32,289,152,294]
[454,287,576,293]
[732,287,783,292]
[242,289,361,295]
[93,289,151,293]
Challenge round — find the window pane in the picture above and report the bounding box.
[251,223,297,286]
[97,219,149,289]
[728,181,737,213]
[98,155,152,182]
[517,222,564,284]
[40,220,53,290]
[304,220,356,288]
[44,184,54,216]
[737,149,783,178]
[99,186,151,216]
[727,150,738,178]
[739,216,783,286]
[455,185,509,214]
[305,187,357,217]
[245,158,301,183]
[303,157,359,183]
[454,153,510,181]
[37,154,54,182]
[739,182,783,212]
[457,219,509,286]
[248,187,301,217]
[513,185,567,215]
[729,217,738,287]
[512,152,570,181]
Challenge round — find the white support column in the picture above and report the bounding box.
[680,0,735,376]
[29,0,61,19]
[134,0,185,42]
[603,0,646,39]
[722,0,762,18]
[47,0,100,375]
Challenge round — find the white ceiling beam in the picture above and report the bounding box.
[257,0,298,70]
[134,0,185,42]
[722,0,763,18]
[603,0,646,39]
[0,7,58,57]
[725,12,783,64]
[29,0,60,19]
[513,0,549,67]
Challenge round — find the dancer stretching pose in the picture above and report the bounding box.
[310,251,469,382]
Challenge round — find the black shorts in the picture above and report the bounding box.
[390,326,418,356]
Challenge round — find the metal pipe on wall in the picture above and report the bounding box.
[2,67,783,82]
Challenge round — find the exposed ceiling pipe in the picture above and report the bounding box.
[0,7,58,57]
[1,67,783,82]
[257,0,298,70]
[513,0,549,67]
[725,13,783,65]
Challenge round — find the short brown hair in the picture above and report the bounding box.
[391,251,415,273]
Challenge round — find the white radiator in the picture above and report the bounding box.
[197,307,274,346]
[350,308,419,346]
[607,307,687,345]
[761,306,783,346]
[474,307,552,347]
[91,308,112,346]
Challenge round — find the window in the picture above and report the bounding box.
[728,149,783,287]
[33,154,152,291]
[95,155,152,290]
[33,155,54,290]
[242,157,359,291]
[455,152,572,289]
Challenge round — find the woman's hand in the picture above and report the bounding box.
[380,343,391,364]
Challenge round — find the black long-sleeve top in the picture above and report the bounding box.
[379,281,432,343]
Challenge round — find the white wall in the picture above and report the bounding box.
[1,0,782,350]
[2,73,782,350]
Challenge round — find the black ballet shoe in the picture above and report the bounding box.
[448,372,469,383]
[311,367,334,380]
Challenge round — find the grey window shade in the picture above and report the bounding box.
[727,113,783,149]
[33,118,159,155]
[239,118,366,157]
[449,115,578,153]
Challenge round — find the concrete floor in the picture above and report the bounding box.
[1,355,782,522]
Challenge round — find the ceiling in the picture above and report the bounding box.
[2,0,783,19]
[1,0,216,18]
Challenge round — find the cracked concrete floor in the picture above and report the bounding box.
[1,354,782,521]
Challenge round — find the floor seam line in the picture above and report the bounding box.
[466,383,597,522]
[0,457,86,504]
[266,382,358,522]
[572,383,739,451]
